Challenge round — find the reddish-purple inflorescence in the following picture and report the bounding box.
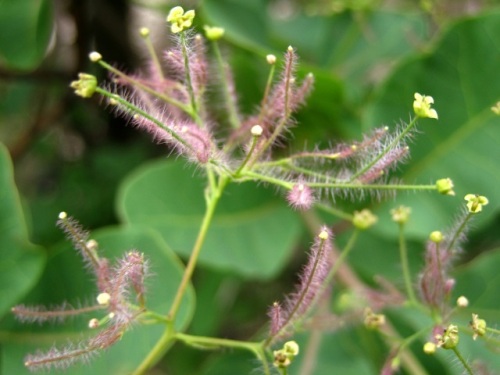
[268,226,333,342]
[12,214,150,371]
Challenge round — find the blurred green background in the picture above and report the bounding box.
[1,0,499,374]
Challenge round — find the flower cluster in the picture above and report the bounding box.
[68,5,451,213]
[12,213,149,371]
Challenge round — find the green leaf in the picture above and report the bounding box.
[203,0,426,98]
[1,226,195,374]
[0,143,45,318]
[117,159,303,279]
[364,12,500,238]
[0,0,54,70]
[454,248,500,314]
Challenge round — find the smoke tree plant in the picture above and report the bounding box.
[10,5,499,375]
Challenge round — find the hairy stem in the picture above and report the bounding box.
[168,175,229,320]
[349,117,418,182]
[398,223,418,305]
[451,347,474,375]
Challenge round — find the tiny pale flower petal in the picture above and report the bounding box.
[413,92,438,119]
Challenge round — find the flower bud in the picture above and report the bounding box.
[204,25,225,40]
[352,209,378,230]
[423,342,436,354]
[97,292,111,306]
[266,54,276,65]
[251,124,263,136]
[436,178,455,196]
[89,51,102,62]
[390,206,411,224]
[70,73,98,98]
[456,296,469,308]
[139,27,150,37]
[429,231,443,243]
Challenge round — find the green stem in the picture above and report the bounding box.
[349,117,418,182]
[398,223,418,305]
[315,203,354,221]
[132,324,175,375]
[177,333,271,375]
[451,347,474,375]
[326,229,359,284]
[446,212,472,252]
[234,134,261,176]
[167,175,228,321]
[142,32,165,80]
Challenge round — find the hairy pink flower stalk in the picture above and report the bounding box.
[267,226,333,344]
[15,215,150,371]
[107,250,149,323]
[358,146,409,184]
[418,208,471,311]
[24,325,125,372]
[57,213,110,291]
[11,303,104,325]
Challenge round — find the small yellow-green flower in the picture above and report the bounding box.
[491,101,500,115]
[273,341,299,368]
[413,93,438,119]
[390,206,411,224]
[70,73,97,98]
[364,308,385,330]
[167,6,195,34]
[436,324,459,349]
[464,194,489,213]
[352,209,378,230]
[470,313,487,340]
[204,25,225,41]
[435,178,455,196]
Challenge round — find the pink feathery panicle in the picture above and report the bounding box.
[24,325,125,372]
[11,303,78,325]
[419,239,457,310]
[359,147,409,184]
[258,47,313,137]
[163,34,208,95]
[107,251,149,324]
[419,209,470,310]
[56,215,110,284]
[286,181,315,211]
[130,111,214,164]
[268,226,333,341]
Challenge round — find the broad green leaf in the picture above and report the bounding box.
[1,226,195,374]
[117,160,303,279]
[0,143,45,317]
[203,0,426,98]
[454,248,500,314]
[0,0,54,70]
[364,12,500,238]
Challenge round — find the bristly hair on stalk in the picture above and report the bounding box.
[12,213,151,372]
[266,226,333,345]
